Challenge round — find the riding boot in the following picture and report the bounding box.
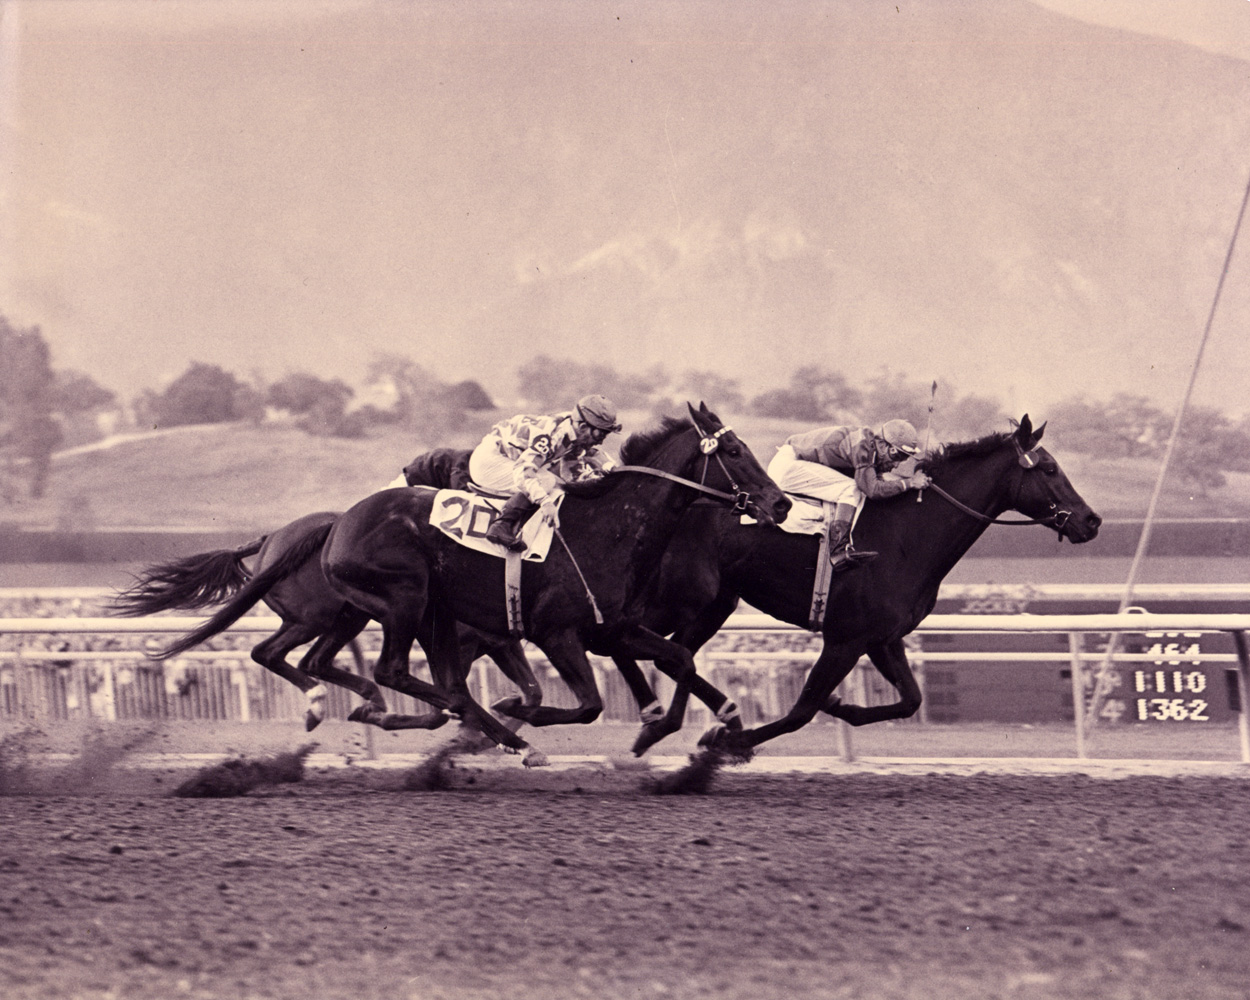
[827,508,877,573]
[486,494,538,552]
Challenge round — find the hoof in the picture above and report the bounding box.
[522,749,550,768]
[378,710,451,732]
[821,695,845,718]
[347,703,387,727]
[305,686,327,731]
[630,720,674,757]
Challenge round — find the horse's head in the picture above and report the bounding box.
[618,404,790,525]
[921,414,1101,543]
[685,402,791,526]
[1005,415,1101,543]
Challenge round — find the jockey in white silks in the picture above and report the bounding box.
[469,394,622,552]
[767,418,932,572]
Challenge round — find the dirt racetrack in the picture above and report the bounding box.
[3,722,1250,1000]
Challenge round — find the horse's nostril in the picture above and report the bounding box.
[1088,513,1103,528]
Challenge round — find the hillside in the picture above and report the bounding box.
[16,1,1250,415]
[4,413,1248,534]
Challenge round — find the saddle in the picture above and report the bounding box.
[428,489,567,639]
[428,489,559,562]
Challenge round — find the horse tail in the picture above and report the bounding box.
[155,523,333,660]
[108,537,265,617]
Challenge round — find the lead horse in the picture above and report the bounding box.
[319,403,790,752]
[613,415,1101,757]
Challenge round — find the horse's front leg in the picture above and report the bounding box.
[493,628,603,728]
[415,607,531,752]
[596,627,703,757]
[610,655,666,724]
[705,642,864,758]
[821,638,923,726]
[461,632,551,766]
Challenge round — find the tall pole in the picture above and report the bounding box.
[1086,167,1250,732]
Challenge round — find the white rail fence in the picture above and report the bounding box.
[3,611,1250,761]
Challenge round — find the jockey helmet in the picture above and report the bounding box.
[878,418,921,456]
[575,394,622,433]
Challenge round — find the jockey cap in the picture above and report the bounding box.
[575,394,622,433]
[878,418,921,455]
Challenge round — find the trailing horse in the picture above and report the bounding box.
[320,403,791,753]
[613,415,1102,756]
[110,454,543,741]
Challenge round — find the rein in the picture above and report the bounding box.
[924,482,1066,527]
[611,424,752,513]
[923,438,1072,529]
[611,465,751,513]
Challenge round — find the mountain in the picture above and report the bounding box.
[10,0,1250,414]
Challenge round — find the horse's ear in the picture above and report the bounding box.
[1015,414,1032,441]
[690,397,710,430]
[1030,420,1047,447]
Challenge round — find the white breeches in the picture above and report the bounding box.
[468,443,560,503]
[767,445,862,507]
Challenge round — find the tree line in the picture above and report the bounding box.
[3,315,1247,502]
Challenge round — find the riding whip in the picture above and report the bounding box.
[918,380,937,502]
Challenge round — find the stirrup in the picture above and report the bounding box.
[831,547,877,573]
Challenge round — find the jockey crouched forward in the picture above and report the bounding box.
[767,418,932,572]
[469,394,622,552]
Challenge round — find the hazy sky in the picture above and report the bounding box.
[3,0,1249,415]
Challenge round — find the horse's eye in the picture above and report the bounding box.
[1042,463,1058,474]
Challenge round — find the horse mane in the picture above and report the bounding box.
[562,416,695,500]
[919,431,1011,476]
[618,416,693,466]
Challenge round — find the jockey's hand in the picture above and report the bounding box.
[908,472,932,490]
[540,499,560,525]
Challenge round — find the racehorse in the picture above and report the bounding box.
[613,415,1102,757]
[110,450,545,741]
[318,403,790,753]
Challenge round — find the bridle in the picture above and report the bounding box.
[612,424,753,514]
[925,437,1073,529]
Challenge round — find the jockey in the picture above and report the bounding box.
[767,418,932,572]
[470,393,622,552]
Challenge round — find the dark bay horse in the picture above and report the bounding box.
[110,450,545,746]
[615,415,1102,756]
[319,403,791,752]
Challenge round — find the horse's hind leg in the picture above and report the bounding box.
[250,622,330,731]
[299,605,446,731]
[821,638,922,726]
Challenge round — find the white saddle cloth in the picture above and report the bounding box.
[743,496,826,535]
[429,489,559,562]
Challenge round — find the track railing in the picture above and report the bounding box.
[3,612,1250,761]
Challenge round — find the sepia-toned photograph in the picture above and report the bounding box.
[2,2,1250,998]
